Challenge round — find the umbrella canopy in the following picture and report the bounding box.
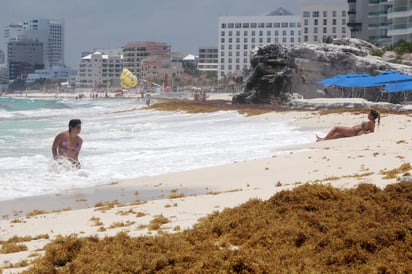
[384,80,412,92]
[333,74,375,88]
[371,71,412,85]
[319,74,348,86]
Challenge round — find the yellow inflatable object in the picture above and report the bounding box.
[120,68,137,89]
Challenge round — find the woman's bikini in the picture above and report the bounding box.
[352,121,369,134]
[59,138,81,153]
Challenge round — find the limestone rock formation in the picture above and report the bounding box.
[232,38,412,104]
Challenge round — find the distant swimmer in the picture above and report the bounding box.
[316,109,380,142]
[52,119,83,168]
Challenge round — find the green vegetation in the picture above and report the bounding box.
[22,182,412,273]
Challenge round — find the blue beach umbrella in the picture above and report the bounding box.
[371,70,412,85]
[319,74,348,86]
[384,80,412,92]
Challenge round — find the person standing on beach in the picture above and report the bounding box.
[144,91,152,106]
[52,119,83,168]
[316,109,380,141]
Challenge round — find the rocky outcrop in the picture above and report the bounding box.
[232,38,412,104]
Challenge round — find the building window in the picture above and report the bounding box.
[281,22,288,28]
[304,27,308,34]
[251,23,257,28]
[274,22,280,28]
[323,19,327,25]
[323,11,327,17]
[333,11,337,17]
[235,23,241,28]
[221,23,226,28]
[229,31,233,36]
[244,30,248,36]
[267,30,271,36]
[314,27,318,34]
[236,31,240,36]
[267,38,271,43]
[303,11,310,17]
[289,22,296,27]
[312,11,319,17]
[323,27,327,34]
[243,23,249,28]
[314,19,318,26]
[342,11,346,17]
[266,22,272,27]
[221,31,225,37]
[333,27,336,33]
[228,23,234,28]
[258,23,264,28]
[304,19,309,26]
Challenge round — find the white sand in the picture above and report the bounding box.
[0,108,411,273]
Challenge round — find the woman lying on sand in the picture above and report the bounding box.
[316,109,380,142]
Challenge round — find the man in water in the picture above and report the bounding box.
[52,119,83,168]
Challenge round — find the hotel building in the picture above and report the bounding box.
[122,41,171,79]
[387,0,412,44]
[301,2,350,43]
[218,8,301,80]
[197,46,218,72]
[76,50,123,88]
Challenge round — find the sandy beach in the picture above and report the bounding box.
[0,96,411,272]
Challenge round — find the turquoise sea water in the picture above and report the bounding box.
[0,96,316,201]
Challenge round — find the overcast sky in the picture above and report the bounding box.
[1,0,344,68]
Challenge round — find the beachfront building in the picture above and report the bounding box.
[217,8,301,81]
[141,56,184,89]
[387,0,412,44]
[5,19,65,69]
[368,0,392,46]
[197,46,218,73]
[347,0,369,41]
[122,41,171,79]
[26,65,76,84]
[76,50,123,88]
[301,1,350,43]
[0,50,4,64]
[0,64,8,85]
[7,38,44,80]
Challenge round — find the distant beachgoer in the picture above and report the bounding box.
[52,119,83,168]
[316,109,380,142]
[144,92,152,106]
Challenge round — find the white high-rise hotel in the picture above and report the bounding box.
[218,3,350,81]
[218,8,301,81]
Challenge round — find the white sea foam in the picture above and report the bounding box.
[0,97,316,201]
